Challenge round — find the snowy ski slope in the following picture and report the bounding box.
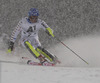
[0,34,100,83]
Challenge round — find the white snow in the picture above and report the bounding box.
[1,63,100,83]
[0,34,100,83]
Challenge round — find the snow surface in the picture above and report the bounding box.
[0,34,100,83]
[1,63,100,83]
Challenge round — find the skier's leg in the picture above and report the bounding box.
[36,46,57,63]
[24,41,47,63]
[24,41,40,58]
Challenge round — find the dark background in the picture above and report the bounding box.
[0,0,100,48]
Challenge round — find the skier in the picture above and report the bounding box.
[8,8,58,66]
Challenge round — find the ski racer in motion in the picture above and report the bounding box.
[8,8,60,66]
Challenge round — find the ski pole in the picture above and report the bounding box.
[54,37,89,65]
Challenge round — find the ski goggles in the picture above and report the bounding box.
[29,16,38,20]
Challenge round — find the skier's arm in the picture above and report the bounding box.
[41,21,54,37]
[10,21,22,42]
[8,21,22,52]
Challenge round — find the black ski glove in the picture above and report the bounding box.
[8,41,14,51]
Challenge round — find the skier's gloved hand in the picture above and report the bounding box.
[8,41,14,53]
[45,30,51,36]
[46,27,55,37]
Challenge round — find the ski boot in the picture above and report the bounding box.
[52,55,61,64]
[38,55,55,66]
[27,55,55,66]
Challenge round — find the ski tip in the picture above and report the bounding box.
[22,57,29,59]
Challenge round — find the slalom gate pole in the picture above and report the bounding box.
[54,37,89,65]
